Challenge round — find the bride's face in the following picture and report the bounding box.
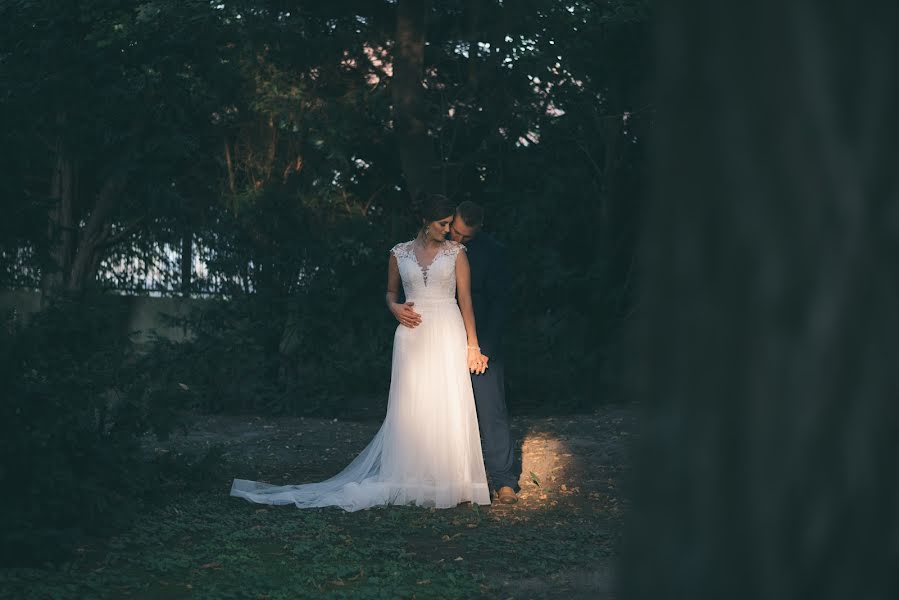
[424,215,452,241]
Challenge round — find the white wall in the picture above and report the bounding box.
[0,289,208,344]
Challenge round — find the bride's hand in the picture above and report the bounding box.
[467,347,489,375]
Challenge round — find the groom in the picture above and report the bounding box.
[449,200,520,504]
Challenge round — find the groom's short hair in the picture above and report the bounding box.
[456,200,484,229]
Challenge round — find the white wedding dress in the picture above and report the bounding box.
[230,240,491,511]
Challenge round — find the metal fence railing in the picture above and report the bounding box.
[0,239,252,298]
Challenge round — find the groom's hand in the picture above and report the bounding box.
[391,302,422,328]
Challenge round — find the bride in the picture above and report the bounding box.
[230,194,493,511]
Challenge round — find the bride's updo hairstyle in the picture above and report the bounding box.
[413,192,455,225]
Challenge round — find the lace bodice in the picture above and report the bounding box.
[390,240,466,300]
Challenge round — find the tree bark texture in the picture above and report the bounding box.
[41,118,76,301]
[181,225,192,296]
[392,0,438,201]
[66,170,130,293]
[622,3,899,600]
[464,0,482,92]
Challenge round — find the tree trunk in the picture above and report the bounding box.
[65,170,130,292]
[41,118,76,302]
[224,137,236,195]
[622,4,899,600]
[392,0,438,200]
[464,0,482,92]
[181,222,192,297]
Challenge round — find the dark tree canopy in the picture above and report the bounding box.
[0,0,652,413]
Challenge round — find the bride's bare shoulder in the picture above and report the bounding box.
[445,240,467,257]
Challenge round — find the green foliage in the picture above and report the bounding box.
[146,202,397,416]
[0,295,191,565]
[0,0,654,416]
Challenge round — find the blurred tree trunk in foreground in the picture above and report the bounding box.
[622,3,899,599]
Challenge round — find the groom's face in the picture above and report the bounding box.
[449,214,479,244]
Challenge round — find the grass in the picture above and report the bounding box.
[0,409,630,599]
[1,487,615,599]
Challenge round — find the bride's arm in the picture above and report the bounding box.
[387,254,421,328]
[456,249,488,374]
[386,253,402,309]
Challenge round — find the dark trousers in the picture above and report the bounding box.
[471,357,520,492]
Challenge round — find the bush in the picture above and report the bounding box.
[152,242,396,418]
[0,294,189,565]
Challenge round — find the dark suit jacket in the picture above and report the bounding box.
[463,233,510,360]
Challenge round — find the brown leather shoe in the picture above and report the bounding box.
[497,486,518,504]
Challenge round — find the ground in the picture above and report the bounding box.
[1,404,636,600]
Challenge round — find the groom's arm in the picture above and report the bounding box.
[481,242,510,359]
